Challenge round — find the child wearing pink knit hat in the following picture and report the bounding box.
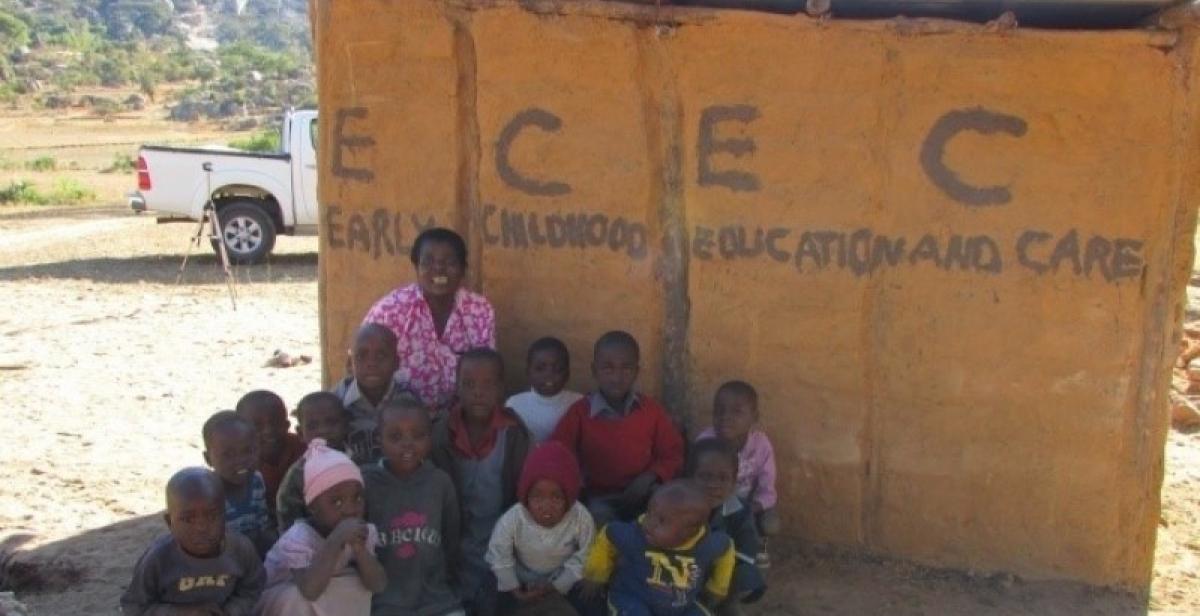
[257,439,387,615]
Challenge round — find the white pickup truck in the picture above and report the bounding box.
[130,110,319,264]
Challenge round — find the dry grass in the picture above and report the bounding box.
[0,92,259,208]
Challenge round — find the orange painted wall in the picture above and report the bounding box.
[313,0,1200,588]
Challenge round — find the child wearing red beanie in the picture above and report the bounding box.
[486,442,596,615]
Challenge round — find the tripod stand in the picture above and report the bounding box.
[176,161,238,310]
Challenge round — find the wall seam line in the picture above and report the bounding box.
[451,9,484,293]
[635,23,690,432]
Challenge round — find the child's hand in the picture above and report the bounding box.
[578,580,605,601]
[331,518,369,548]
[348,531,370,555]
[619,471,658,510]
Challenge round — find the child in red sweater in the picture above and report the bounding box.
[431,348,532,616]
[550,330,684,527]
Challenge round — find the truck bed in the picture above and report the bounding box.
[140,144,291,162]
[135,145,294,224]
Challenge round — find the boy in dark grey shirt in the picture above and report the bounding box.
[333,323,416,465]
[121,468,265,616]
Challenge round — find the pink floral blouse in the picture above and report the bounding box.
[363,283,496,415]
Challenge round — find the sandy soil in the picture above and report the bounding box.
[0,205,320,614]
[0,101,1197,616]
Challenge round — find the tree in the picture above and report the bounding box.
[0,10,30,55]
[138,73,157,101]
[192,58,216,83]
[99,0,174,39]
[94,56,132,86]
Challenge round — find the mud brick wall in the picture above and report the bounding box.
[313,0,1200,588]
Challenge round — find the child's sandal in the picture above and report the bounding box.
[755,548,771,569]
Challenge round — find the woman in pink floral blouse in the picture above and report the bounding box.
[362,228,496,417]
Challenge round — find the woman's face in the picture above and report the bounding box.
[416,240,464,299]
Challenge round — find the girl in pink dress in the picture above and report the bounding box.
[257,440,386,615]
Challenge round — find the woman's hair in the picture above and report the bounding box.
[410,227,468,269]
[527,336,570,371]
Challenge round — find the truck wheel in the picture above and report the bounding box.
[211,201,276,265]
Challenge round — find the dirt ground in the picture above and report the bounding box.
[0,206,1196,615]
[0,204,321,614]
[0,108,1197,616]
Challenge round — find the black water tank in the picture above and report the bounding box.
[670,0,1187,27]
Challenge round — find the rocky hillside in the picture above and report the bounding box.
[0,0,314,122]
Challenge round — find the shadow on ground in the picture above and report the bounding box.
[0,205,128,223]
[0,252,317,285]
[752,540,1147,616]
[1,531,1149,615]
[1,514,162,614]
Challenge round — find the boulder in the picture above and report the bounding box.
[1170,392,1200,430]
[169,102,202,122]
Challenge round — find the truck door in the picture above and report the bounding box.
[296,115,320,229]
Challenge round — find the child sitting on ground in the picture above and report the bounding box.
[431,348,532,616]
[333,323,414,465]
[121,467,265,616]
[202,410,278,558]
[236,390,305,517]
[506,337,583,443]
[688,438,767,615]
[582,479,735,615]
[258,439,387,615]
[551,331,684,527]
[696,381,779,566]
[276,391,352,532]
[363,398,465,616]
[485,441,595,615]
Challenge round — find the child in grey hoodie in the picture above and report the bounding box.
[362,398,464,616]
